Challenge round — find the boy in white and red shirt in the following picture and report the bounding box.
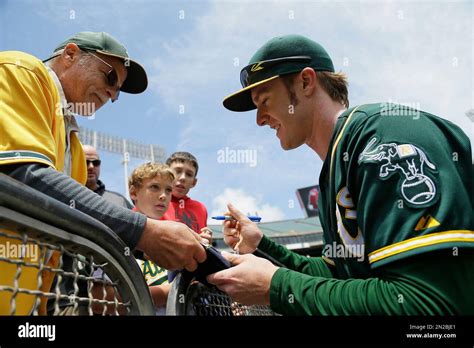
[164,152,212,282]
[164,152,212,241]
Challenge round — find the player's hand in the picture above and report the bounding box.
[223,203,263,254]
[200,227,213,244]
[206,252,279,305]
[137,219,207,271]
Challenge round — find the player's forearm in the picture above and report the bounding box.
[269,270,452,315]
[269,251,473,315]
[258,235,334,278]
[2,163,146,248]
[270,269,409,315]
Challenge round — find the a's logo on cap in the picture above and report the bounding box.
[250,62,264,72]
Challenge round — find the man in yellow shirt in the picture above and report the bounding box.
[0,32,206,315]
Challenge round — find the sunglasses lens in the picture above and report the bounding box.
[107,70,118,87]
[111,90,120,103]
[107,70,120,102]
[87,160,101,166]
[240,68,250,88]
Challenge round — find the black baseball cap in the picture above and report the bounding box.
[47,31,148,94]
[223,34,335,112]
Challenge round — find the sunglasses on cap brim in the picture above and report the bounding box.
[240,55,312,88]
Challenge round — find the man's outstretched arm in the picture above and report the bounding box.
[2,163,206,271]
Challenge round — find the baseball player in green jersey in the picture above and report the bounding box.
[207,34,474,315]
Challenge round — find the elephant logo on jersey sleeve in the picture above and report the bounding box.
[358,137,438,206]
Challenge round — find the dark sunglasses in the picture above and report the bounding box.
[86,52,120,102]
[86,159,101,167]
[240,55,312,88]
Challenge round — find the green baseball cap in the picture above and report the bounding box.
[49,31,147,94]
[223,34,335,112]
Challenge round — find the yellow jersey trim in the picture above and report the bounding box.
[368,230,474,264]
[322,255,335,266]
[0,150,54,165]
[329,106,361,179]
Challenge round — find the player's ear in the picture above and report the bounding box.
[191,178,197,188]
[300,67,317,97]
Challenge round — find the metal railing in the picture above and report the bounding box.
[0,174,154,315]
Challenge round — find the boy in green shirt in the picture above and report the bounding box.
[129,162,176,315]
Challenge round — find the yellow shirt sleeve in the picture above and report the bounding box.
[0,51,63,170]
[0,51,72,315]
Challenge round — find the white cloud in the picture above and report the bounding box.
[209,188,285,224]
[150,0,473,144]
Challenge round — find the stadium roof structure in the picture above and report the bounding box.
[209,216,324,253]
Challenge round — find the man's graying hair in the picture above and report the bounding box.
[44,48,90,67]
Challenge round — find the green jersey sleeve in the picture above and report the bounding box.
[269,249,474,315]
[258,235,335,278]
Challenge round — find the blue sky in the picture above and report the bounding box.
[1,0,472,222]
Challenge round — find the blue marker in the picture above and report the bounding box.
[212,215,262,223]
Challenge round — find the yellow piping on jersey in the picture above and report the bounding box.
[329,106,361,180]
[0,150,55,168]
[368,230,474,264]
[322,255,335,266]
